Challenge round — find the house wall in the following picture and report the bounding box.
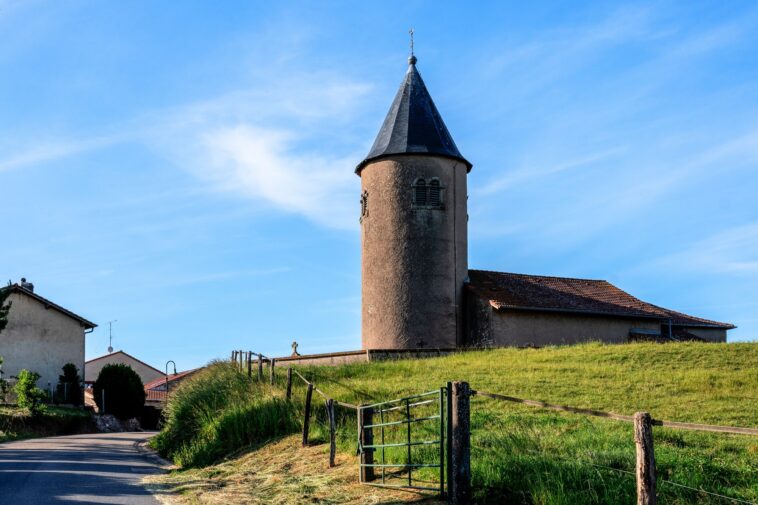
[0,292,86,391]
[360,155,468,350]
[467,301,661,347]
[84,353,165,385]
[682,327,727,343]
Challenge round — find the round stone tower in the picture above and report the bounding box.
[356,55,472,350]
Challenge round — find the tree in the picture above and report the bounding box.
[57,363,83,405]
[93,364,145,420]
[0,285,12,400]
[0,283,11,336]
[0,356,7,401]
[15,369,47,415]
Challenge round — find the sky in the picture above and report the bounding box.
[1,1,756,371]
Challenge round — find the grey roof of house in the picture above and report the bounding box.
[356,55,471,173]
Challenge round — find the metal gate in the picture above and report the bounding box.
[358,388,447,495]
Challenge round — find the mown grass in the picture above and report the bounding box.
[0,405,93,443]
[154,342,758,504]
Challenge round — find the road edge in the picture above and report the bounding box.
[134,435,175,471]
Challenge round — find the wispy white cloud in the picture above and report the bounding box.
[0,69,373,230]
[0,133,128,172]
[196,125,358,229]
[475,147,626,196]
[646,222,758,276]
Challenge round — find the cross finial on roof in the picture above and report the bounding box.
[408,28,417,65]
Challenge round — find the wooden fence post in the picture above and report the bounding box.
[359,407,375,482]
[634,412,657,505]
[302,383,314,446]
[258,354,264,381]
[326,398,336,467]
[449,381,471,505]
[269,358,276,385]
[286,368,292,400]
[247,351,252,378]
[231,350,236,362]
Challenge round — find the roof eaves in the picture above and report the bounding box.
[355,151,472,175]
[491,302,666,320]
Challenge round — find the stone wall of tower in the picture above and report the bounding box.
[360,154,468,349]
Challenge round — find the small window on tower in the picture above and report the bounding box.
[360,191,368,221]
[412,177,443,209]
[429,179,441,206]
[413,178,427,206]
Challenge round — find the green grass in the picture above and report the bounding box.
[156,342,758,504]
[0,404,93,443]
[151,360,300,467]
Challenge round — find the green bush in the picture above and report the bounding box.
[93,364,145,420]
[0,284,11,335]
[15,369,47,415]
[152,361,299,467]
[0,355,8,401]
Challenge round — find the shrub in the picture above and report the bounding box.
[56,363,82,405]
[0,355,8,401]
[15,369,47,415]
[93,364,145,420]
[152,361,299,467]
[0,284,11,335]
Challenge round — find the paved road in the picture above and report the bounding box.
[0,432,166,504]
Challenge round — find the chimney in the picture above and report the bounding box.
[19,278,34,292]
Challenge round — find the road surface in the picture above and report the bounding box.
[0,432,166,504]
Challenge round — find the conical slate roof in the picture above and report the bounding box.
[356,56,471,174]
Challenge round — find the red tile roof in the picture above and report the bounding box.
[467,270,735,329]
[144,368,200,391]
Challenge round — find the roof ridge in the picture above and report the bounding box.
[469,269,610,284]
[85,350,165,376]
[9,284,96,329]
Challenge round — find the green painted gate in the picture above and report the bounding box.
[357,388,448,496]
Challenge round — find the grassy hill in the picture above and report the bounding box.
[151,342,758,504]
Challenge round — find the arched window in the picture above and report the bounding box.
[414,178,427,206]
[428,179,441,206]
[412,177,443,208]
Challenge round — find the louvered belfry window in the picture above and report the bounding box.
[414,178,427,206]
[413,177,443,208]
[428,179,441,206]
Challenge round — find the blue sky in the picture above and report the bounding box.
[1,1,756,371]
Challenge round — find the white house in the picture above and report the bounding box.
[0,279,96,391]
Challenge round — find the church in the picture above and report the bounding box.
[356,53,735,351]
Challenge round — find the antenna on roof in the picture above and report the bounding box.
[108,320,117,353]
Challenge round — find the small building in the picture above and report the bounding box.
[143,368,200,405]
[465,270,734,346]
[0,279,96,390]
[84,350,165,386]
